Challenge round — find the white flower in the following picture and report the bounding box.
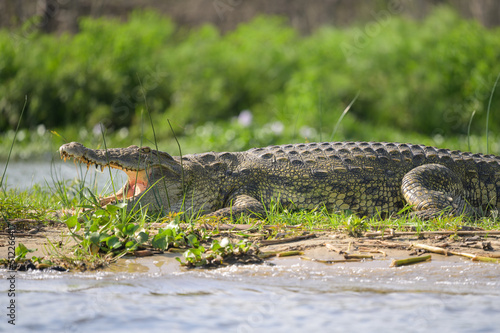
[237,110,253,127]
[270,121,284,135]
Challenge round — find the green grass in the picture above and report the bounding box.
[0,185,59,229]
[3,181,500,238]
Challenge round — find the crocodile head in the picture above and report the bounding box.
[59,142,183,211]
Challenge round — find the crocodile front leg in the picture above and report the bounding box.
[206,194,266,219]
[401,163,477,219]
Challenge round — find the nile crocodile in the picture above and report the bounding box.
[59,141,500,220]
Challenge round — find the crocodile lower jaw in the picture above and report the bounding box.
[123,169,149,198]
[97,169,149,206]
[60,151,150,204]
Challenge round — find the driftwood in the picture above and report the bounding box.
[259,250,304,259]
[259,234,316,246]
[390,255,432,267]
[300,256,362,264]
[413,243,500,263]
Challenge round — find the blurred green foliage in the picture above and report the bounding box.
[1,7,500,153]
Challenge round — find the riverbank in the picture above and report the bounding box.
[2,218,499,271]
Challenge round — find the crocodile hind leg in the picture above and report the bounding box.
[206,194,266,219]
[401,164,477,219]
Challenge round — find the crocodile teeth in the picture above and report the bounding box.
[94,164,106,173]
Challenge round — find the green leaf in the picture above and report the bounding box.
[158,228,174,237]
[210,240,221,252]
[114,202,128,209]
[125,240,138,251]
[31,256,42,264]
[106,204,119,214]
[15,243,36,260]
[184,248,200,259]
[99,233,112,242]
[106,236,122,249]
[88,220,99,232]
[186,234,199,248]
[167,221,180,231]
[97,215,110,226]
[114,224,126,238]
[94,209,107,217]
[65,215,81,233]
[123,223,140,236]
[152,234,167,250]
[89,231,101,245]
[175,257,186,265]
[135,231,149,244]
[65,215,78,228]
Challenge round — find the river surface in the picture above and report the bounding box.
[1,256,500,332]
[0,161,126,191]
[1,162,500,332]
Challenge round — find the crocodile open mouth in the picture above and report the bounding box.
[120,169,149,198]
[60,152,150,203]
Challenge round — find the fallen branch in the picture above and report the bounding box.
[413,243,477,258]
[259,234,316,246]
[357,247,387,257]
[324,243,343,253]
[472,256,500,263]
[365,230,500,237]
[167,248,187,253]
[390,255,431,267]
[344,253,374,260]
[412,243,449,256]
[413,243,500,264]
[356,240,411,249]
[134,250,154,257]
[259,250,304,259]
[300,256,362,264]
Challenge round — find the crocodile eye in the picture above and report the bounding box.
[140,146,151,154]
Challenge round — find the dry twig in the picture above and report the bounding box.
[390,255,431,267]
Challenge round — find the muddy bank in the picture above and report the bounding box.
[1,221,500,270]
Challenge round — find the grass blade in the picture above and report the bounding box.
[330,91,359,141]
[467,110,476,152]
[1,96,27,190]
[486,71,500,154]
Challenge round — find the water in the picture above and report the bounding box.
[2,256,500,332]
[0,161,126,192]
[2,162,500,332]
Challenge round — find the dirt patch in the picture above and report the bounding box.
[0,222,75,259]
